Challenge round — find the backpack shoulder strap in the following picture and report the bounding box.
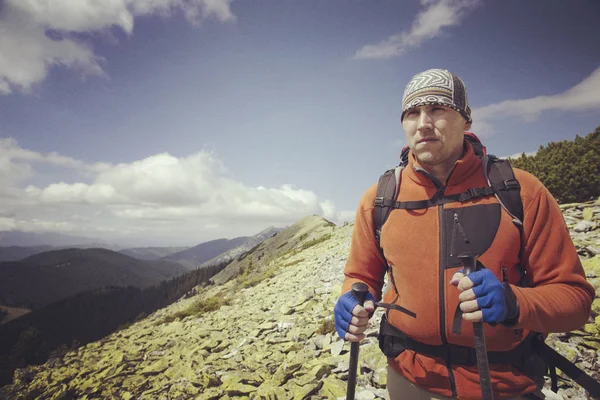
[465,132,486,158]
[483,155,527,286]
[482,155,524,225]
[373,166,403,249]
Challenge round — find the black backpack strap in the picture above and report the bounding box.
[465,133,485,157]
[536,339,600,397]
[373,166,403,248]
[483,155,527,286]
[483,155,524,223]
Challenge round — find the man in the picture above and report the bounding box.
[334,69,595,399]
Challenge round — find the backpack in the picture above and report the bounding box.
[372,132,600,397]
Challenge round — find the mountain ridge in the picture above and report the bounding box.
[199,226,285,269]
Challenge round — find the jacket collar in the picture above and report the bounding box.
[405,139,482,189]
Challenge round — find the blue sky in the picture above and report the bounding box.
[1,0,599,246]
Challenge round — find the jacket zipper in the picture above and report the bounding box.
[439,195,458,396]
[450,212,470,257]
[415,167,458,396]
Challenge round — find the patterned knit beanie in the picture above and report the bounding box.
[401,69,472,124]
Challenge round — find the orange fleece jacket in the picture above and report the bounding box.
[342,141,595,399]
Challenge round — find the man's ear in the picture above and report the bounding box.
[465,122,472,131]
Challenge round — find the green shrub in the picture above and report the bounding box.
[510,128,600,204]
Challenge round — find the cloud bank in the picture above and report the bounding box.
[472,66,600,135]
[0,0,235,94]
[354,0,480,60]
[0,139,351,246]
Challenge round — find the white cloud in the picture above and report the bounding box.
[354,0,480,60]
[0,140,346,245]
[0,0,235,94]
[472,66,600,136]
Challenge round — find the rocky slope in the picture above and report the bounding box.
[1,200,599,400]
[209,216,335,285]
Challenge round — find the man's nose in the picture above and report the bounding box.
[417,111,433,130]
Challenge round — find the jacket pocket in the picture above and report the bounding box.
[444,204,501,269]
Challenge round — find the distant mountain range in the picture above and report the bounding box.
[0,245,190,262]
[0,248,187,309]
[0,246,56,262]
[162,237,251,270]
[199,226,285,268]
[118,247,190,261]
[0,226,287,316]
[0,230,120,249]
[161,226,285,270]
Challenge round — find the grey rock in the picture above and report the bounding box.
[574,221,596,232]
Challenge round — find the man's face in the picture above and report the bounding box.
[402,105,471,167]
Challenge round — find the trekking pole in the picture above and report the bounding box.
[458,253,493,400]
[346,282,369,400]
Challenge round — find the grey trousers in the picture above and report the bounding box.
[386,365,546,400]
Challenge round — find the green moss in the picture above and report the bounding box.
[583,323,600,336]
[315,318,335,335]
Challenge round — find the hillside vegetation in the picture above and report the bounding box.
[509,127,600,204]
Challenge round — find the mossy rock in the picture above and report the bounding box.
[254,381,288,399]
[583,323,600,336]
[319,376,346,399]
[582,255,600,274]
[552,341,579,363]
[592,299,600,316]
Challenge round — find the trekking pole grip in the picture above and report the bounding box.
[347,282,369,400]
[458,253,493,400]
[351,282,369,307]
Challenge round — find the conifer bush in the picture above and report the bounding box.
[509,127,600,204]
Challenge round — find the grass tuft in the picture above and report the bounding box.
[299,234,332,251]
[158,293,231,325]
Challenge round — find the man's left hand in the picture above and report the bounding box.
[450,268,511,324]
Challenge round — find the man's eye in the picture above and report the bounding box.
[432,107,444,112]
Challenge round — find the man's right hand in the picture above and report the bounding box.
[334,289,376,342]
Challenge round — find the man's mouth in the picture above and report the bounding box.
[418,137,437,143]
